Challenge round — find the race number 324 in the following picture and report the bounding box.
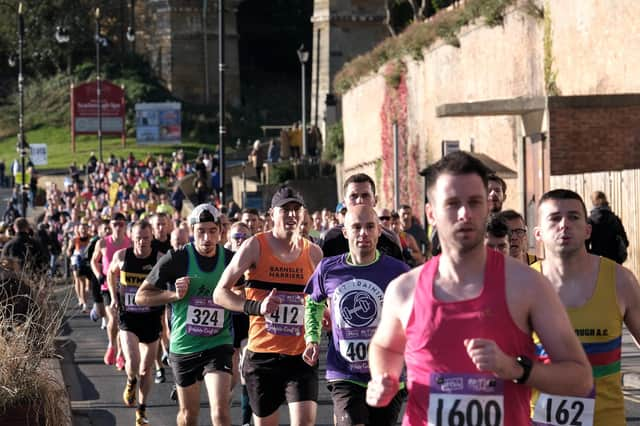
[429,395,503,426]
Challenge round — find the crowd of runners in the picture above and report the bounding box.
[1,149,639,426]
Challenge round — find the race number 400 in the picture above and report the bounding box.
[428,373,504,426]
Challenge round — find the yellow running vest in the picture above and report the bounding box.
[531,257,624,426]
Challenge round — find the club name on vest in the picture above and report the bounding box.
[575,328,608,337]
[268,266,304,280]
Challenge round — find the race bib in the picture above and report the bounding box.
[333,278,384,373]
[186,296,224,337]
[265,293,304,336]
[428,373,504,426]
[338,339,370,372]
[532,392,595,426]
[123,286,149,313]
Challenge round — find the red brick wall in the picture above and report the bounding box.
[550,100,640,175]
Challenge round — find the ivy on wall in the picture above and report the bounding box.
[379,61,421,214]
[335,0,544,95]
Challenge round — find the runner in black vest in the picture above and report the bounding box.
[321,173,403,261]
[107,220,163,425]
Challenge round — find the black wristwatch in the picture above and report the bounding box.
[513,355,533,384]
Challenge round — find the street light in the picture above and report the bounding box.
[56,10,108,163]
[16,2,29,218]
[297,44,309,158]
[54,26,70,44]
[56,8,134,163]
[126,26,135,43]
[95,8,108,163]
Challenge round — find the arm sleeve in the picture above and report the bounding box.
[146,251,184,290]
[304,260,327,344]
[305,298,325,344]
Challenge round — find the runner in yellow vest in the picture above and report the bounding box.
[532,189,640,426]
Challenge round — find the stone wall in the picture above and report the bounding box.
[340,0,640,213]
[311,0,389,139]
[135,0,241,105]
[550,0,640,95]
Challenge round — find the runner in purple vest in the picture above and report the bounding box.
[303,205,409,426]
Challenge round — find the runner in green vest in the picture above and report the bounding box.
[136,204,236,426]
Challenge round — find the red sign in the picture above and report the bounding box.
[70,80,126,151]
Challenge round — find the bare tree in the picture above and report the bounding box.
[384,0,397,36]
[407,0,428,21]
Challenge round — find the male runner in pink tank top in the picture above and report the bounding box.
[91,212,131,368]
[366,151,592,425]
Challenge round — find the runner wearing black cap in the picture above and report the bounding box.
[214,186,323,426]
[136,204,236,426]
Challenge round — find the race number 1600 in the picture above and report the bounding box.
[428,395,503,426]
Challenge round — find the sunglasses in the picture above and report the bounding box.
[379,216,391,221]
[232,232,248,240]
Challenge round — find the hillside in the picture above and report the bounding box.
[0,62,231,170]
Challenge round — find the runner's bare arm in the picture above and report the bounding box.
[308,243,323,269]
[617,265,640,346]
[526,269,593,396]
[107,248,125,309]
[66,238,74,257]
[90,238,104,278]
[136,278,181,306]
[213,236,260,312]
[367,269,417,406]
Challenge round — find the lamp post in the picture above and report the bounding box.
[95,8,104,163]
[297,44,309,158]
[16,3,28,218]
[56,8,133,164]
[218,0,226,204]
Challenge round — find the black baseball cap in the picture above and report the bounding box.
[111,212,126,222]
[271,186,305,208]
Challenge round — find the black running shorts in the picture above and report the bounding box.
[169,344,234,388]
[118,312,162,344]
[242,349,319,417]
[328,380,405,426]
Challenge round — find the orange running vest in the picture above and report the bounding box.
[245,232,315,355]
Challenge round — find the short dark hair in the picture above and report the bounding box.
[132,219,152,232]
[344,173,376,195]
[486,215,510,238]
[13,217,30,233]
[538,189,588,220]
[498,209,524,222]
[241,208,259,216]
[421,151,491,199]
[399,204,411,211]
[591,191,608,207]
[488,174,507,195]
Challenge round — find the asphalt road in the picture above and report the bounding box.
[56,299,640,426]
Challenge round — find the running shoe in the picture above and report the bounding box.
[161,351,169,366]
[104,345,116,365]
[90,306,99,322]
[154,368,165,384]
[81,303,88,313]
[116,354,126,371]
[135,409,149,425]
[123,380,136,407]
[101,317,107,330]
[169,385,177,402]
